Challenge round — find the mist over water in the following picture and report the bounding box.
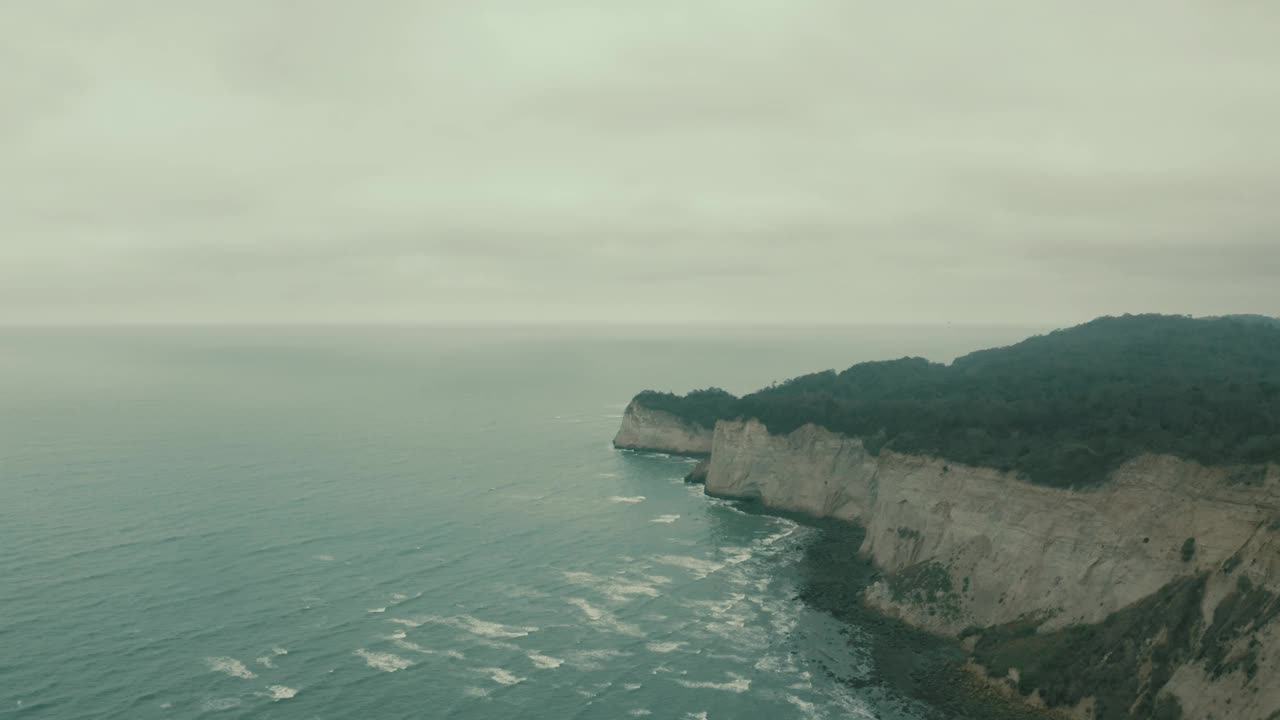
[0,326,1033,719]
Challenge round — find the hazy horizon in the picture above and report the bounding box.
[4,2,1278,326]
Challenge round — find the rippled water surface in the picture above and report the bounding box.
[0,326,1032,719]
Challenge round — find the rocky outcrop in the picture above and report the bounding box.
[623,412,1280,719]
[612,400,713,455]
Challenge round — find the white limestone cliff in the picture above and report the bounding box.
[612,400,713,455]
[616,402,1280,718]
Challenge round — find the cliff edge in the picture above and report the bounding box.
[612,399,713,455]
[616,403,1280,720]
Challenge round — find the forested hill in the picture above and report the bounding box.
[635,314,1280,488]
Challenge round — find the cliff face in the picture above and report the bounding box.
[707,420,1280,630]
[612,399,714,455]
[620,405,1280,718]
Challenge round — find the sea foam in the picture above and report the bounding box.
[354,649,413,672]
[389,614,537,638]
[266,686,298,701]
[646,641,685,653]
[527,651,563,669]
[477,667,526,685]
[205,657,256,679]
[675,672,752,693]
[566,598,643,637]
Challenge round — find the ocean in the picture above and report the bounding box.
[0,325,1035,720]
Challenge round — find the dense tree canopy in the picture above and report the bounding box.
[635,315,1280,487]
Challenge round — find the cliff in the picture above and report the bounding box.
[612,399,713,455]
[618,404,1280,720]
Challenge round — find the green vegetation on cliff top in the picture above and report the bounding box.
[635,314,1280,487]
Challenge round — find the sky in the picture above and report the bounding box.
[3,1,1278,326]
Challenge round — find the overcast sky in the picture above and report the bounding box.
[3,1,1277,326]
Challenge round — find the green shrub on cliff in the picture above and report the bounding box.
[1180,538,1196,562]
[632,387,737,430]
[634,314,1280,487]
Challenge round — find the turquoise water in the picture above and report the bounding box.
[0,327,1032,719]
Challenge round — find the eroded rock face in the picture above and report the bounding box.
[611,400,713,455]
[699,419,1280,719]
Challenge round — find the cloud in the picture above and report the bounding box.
[1,0,1277,324]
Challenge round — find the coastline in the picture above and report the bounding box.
[664,469,1065,719]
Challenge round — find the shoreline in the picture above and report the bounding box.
[706,491,1061,720]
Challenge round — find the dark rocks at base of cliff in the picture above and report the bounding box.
[799,519,1280,720]
[795,522,1065,720]
[684,460,709,484]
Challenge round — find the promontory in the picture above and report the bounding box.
[615,314,1280,720]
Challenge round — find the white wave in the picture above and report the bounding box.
[444,649,467,660]
[266,686,298,701]
[675,672,751,693]
[461,615,536,638]
[656,555,724,578]
[761,522,800,546]
[386,629,407,640]
[706,621,768,650]
[205,657,256,679]
[313,554,335,562]
[624,683,642,691]
[704,652,752,664]
[566,598,644,637]
[477,667,525,685]
[755,654,799,673]
[598,472,619,478]
[686,713,709,720]
[606,581,661,599]
[255,656,275,668]
[390,593,409,603]
[368,607,387,614]
[684,594,746,617]
[650,514,681,524]
[473,637,522,651]
[394,639,434,654]
[354,649,413,672]
[646,641,685,653]
[562,570,662,603]
[388,614,536,638]
[829,690,880,719]
[200,697,242,712]
[527,651,563,669]
[629,711,652,717]
[272,647,288,656]
[786,695,821,718]
[566,649,631,671]
[462,687,490,698]
[609,496,646,504]
[567,597,603,621]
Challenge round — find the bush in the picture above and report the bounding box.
[1181,538,1196,563]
